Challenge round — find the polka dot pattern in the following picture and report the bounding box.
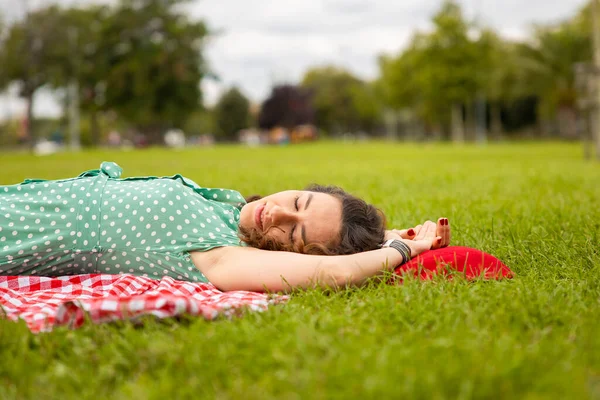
[0,162,246,283]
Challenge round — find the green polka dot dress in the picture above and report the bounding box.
[0,162,246,283]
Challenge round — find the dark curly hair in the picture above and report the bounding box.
[239,184,386,255]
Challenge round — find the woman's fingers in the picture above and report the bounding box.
[425,221,436,239]
[413,225,423,237]
[431,236,443,250]
[415,221,435,241]
[385,228,418,241]
[436,218,451,247]
[436,218,444,238]
[441,218,450,247]
[395,218,450,247]
[392,228,416,239]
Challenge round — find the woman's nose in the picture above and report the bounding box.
[270,205,296,225]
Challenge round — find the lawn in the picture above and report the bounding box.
[1,142,599,399]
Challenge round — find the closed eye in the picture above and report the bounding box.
[289,224,296,245]
[290,195,300,244]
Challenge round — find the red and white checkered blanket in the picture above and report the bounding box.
[0,274,288,333]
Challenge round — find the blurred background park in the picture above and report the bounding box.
[0,0,599,157]
[2,4,600,397]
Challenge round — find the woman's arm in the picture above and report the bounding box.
[195,246,404,292]
[193,227,438,292]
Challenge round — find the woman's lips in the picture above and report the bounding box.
[254,204,265,231]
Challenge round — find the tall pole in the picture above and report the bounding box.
[68,27,80,151]
[593,0,600,160]
[23,0,36,150]
[68,80,80,150]
[474,0,487,144]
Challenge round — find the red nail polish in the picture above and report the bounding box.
[408,229,415,236]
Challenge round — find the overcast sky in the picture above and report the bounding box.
[0,0,589,120]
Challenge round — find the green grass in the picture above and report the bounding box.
[1,142,599,399]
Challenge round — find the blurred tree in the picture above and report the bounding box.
[95,0,209,144]
[475,30,528,137]
[0,14,6,88]
[422,0,479,141]
[301,66,380,135]
[46,6,111,146]
[378,1,479,141]
[258,85,314,130]
[0,13,8,146]
[473,29,500,137]
[183,108,216,137]
[0,6,64,147]
[518,4,592,137]
[350,81,381,134]
[377,36,429,129]
[213,87,250,140]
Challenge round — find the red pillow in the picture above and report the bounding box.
[394,246,513,281]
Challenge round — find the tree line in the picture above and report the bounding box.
[0,0,208,146]
[0,0,594,146]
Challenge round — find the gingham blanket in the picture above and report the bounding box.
[0,274,288,333]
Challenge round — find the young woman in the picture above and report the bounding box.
[0,162,450,292]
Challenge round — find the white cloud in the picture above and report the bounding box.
[191,0,587,105]
[0,0,589,118]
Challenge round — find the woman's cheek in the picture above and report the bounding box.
[239,205,253,228]
[267,230,285,246]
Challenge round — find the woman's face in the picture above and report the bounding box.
[239,190,342,250]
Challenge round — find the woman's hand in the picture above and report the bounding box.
[405,220,440,257]
[385,218,452,249]
[385,218,451,257]
[413,218,451,248]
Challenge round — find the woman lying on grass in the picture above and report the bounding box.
[0,162,454,292]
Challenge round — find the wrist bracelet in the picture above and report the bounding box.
[381,239,411,266]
